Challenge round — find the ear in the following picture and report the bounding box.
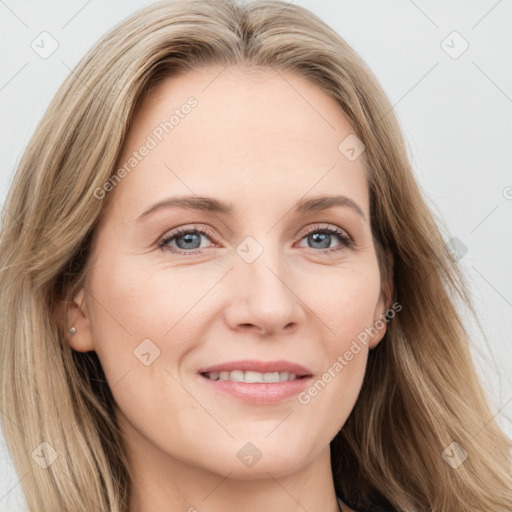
[57,288,96,353]
[368,251,394,349]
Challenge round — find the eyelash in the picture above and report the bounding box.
[158,224,354,257]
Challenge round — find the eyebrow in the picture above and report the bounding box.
[136,194,367,223]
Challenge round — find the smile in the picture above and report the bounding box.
[201,370,304,383]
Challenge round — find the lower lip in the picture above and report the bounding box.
[198,373,312,404]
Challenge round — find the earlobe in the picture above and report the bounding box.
[369,250,394,350]
[368,296,388,349]
[61,288,96,353]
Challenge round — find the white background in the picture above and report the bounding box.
[1,1,511,509]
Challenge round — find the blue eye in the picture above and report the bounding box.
[159,224,353,256]
[159,226,215,255]
[298,224,353,253]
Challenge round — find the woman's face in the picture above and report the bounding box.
[69,65,388,479]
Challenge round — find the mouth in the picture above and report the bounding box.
[200,370,309,383]
[196,360,314,404]
[196,359,313,381]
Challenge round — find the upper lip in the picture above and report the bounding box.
[197,359,313,377]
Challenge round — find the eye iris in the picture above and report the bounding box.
[309,232,331,249]
[177,232,201,249]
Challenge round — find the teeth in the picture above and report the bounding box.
[204,370,299,383]
[230,370,244,382]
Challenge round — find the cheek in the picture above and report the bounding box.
[86,263,204,434]
[308,263,382,350]
[85,260,193,383]
[86,255,229,394]
[289,262,381,422]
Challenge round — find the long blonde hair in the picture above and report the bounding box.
[1,1,510,510]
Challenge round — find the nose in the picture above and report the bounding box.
[223,240,305,337]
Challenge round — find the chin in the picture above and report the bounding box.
[200,441,312,480]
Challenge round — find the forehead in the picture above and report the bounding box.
[107,65,369,220]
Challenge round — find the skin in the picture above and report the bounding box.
[64,65,390,512]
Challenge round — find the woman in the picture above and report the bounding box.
[0,1,510,511]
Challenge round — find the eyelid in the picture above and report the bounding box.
[158,224,218,248]
[297,223,352,242]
